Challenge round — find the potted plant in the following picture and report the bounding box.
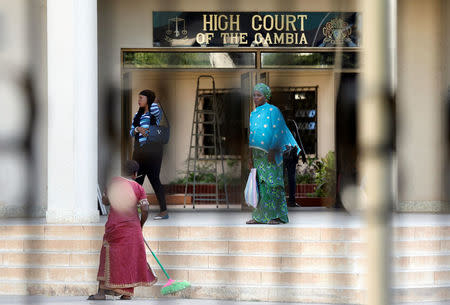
[165,160,242,205]
[294,157,318,196]
[296,151,336,207]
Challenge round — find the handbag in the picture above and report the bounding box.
[244,168,259,208]
[146,103,170,144]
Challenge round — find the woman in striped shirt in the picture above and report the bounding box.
[130,89,168,220]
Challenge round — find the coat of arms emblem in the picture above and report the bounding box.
[165,17,188,42]
[320,18,356,47]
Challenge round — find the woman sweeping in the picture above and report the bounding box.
[88,160,157,300]
[247,83,300,225]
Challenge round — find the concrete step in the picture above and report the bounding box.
[0,265,449,287]
[395,254,450,269]
[0,239,365,255]
[146,239,448,256]
[1,251,362,271]
[0,280,364,303]
[2,251,449,272]
[1,225,448,242]
[1,239,448,256]
[0,280,449,304]
[0,266,363,287]
[0,220,448,303]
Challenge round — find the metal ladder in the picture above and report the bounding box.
[184,75,229,208]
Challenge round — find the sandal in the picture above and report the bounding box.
[246,219,261,224]
[268,219,280,225]
[87,294,106,300]
[120,295,132,300]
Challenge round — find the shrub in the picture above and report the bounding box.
[295,157,317,184]
[313,151,336,198]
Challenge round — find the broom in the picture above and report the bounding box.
[143,238,191,295]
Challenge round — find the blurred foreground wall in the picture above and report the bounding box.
[0,0,47,217]
[397,0,449,212]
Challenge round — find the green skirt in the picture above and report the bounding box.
[251,149,289,224]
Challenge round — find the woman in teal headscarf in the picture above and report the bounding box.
[247,83,300,225]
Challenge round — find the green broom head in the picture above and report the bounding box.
[160,278,191,295]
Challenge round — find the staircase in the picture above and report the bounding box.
[0,213,448,303]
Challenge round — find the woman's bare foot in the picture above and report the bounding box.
[268,219,280,225]
[246,219,261,224]
[104,289,121,296]
[87,294,106,300]
[120,295,132,300]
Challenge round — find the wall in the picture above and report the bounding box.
[396,0,449,211]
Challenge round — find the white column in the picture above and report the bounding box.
[47,0,99,223]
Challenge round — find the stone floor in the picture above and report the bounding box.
[1,296,449,305]
[0,296,315,305]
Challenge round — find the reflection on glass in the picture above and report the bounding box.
[123,52,256,69]
[295,93,307,100]
[261,52,359,69]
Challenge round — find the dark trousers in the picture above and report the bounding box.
[284,152,299,204]
[133,144,167,212]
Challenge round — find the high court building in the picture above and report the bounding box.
[0,1,448,220]
[0,0,449,303]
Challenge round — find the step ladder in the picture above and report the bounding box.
[184,75,229,208]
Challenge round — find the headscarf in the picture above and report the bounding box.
[249,103,300,165]
[254,83,271,101]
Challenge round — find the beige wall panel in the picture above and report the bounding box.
[397,0,446,204]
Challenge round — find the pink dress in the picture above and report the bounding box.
[97,177,157,296]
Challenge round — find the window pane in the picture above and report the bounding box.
[123,52,256,69]
[261,52,359,69]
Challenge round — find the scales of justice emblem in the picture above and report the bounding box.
[320,18,357,47]
[164,17,188,42]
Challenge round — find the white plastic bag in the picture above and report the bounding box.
[244,168,259,208]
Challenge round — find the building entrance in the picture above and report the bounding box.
[121,49,359,209]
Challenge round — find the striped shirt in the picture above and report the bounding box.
[130,103,162,147]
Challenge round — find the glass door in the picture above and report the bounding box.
[239,72,256,203]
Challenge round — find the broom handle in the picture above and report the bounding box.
[143,238,171,280]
